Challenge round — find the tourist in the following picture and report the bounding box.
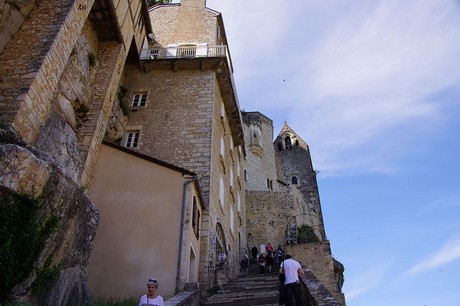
[279,254,304,306]
[266,242,273,255]
[251,245,258,263]
[275,245,283,264]
[266,252,274,273]
[138,278,164,306]
[240,254,249,277]
[258,253,266,274]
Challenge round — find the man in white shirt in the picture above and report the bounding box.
[279,254,305,306]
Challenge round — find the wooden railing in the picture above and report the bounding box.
[140,45,227,60]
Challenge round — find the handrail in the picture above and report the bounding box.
[140,45,228,60]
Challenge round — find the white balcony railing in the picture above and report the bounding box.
[140,44,227,60]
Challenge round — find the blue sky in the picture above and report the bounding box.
[202,0,460,305]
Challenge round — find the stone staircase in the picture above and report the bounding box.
[202,261,281,306]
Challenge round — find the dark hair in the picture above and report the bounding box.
[285,254,292,259]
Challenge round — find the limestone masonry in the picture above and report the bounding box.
[0,0,345,305]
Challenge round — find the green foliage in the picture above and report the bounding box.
[33,255,61,295]
[0,191,58,303]
[297,224,319,243]
[88,52,97,67]
[117,86,130,116]
[147,0,172,6]
[73,100,90,128]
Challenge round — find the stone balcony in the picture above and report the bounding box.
[140,44,228,60]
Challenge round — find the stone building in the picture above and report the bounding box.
[243,112,324,248]
[0,0,345,304]
[88,0,247,300]
[243,111,345,304]
[0,0,155,304]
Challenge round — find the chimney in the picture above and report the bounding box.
[180,0,206,8]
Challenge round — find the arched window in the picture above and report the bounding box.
[285,136,292,149]
[215,223,227,262]
[292,176,298,185]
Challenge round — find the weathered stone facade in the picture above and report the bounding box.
[115,1,247,292]
[243,111,280,192]
[243,112,345,304]
[0,0,151,303]
[286,243,346,306]
[1,0,345,304]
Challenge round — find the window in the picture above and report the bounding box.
[244,170,248,182]
[230,168,234,187]
[192,197,200,239]
[219,176,225,207]
[137,13,143,33]
[220,137,225,156]
[126,131,140,148]
[221,102,225,118]
[267,179,273,190]
[292,176,298,185]
[237,192,241,212]
[230,206,234,232]
[132,93,147,107]
[285,136,292,149]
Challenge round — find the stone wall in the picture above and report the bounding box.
[0,0,94,143]
[149,3,219,48]
[118,63,246,290]
[246,189,293,249]
[286,242,346,305]
[243,112,280,192]
[274,125,326,240]
[0,0,35,54]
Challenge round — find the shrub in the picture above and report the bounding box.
[297,224,320,243]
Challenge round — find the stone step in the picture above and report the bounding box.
[202,268,281,306]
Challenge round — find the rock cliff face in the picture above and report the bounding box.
[0,130,99,305]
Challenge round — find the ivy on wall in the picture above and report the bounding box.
[0,190,58,302]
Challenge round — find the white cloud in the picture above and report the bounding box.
[209,0,460,176]
[344,261,393,301]
[407,234,460,275]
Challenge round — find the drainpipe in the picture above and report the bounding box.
[176,175,195,292]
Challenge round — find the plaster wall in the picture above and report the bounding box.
[87,144,202,299]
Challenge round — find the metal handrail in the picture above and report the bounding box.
[140,45,227,60]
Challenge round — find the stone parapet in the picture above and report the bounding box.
[286,242,346,305]
[0,0,94,143]
[78,41,126,187]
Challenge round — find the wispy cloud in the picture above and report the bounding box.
[345,261,393,301]
[407,234,460,275]
[210,0,460,176]
[286,0,460,176]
